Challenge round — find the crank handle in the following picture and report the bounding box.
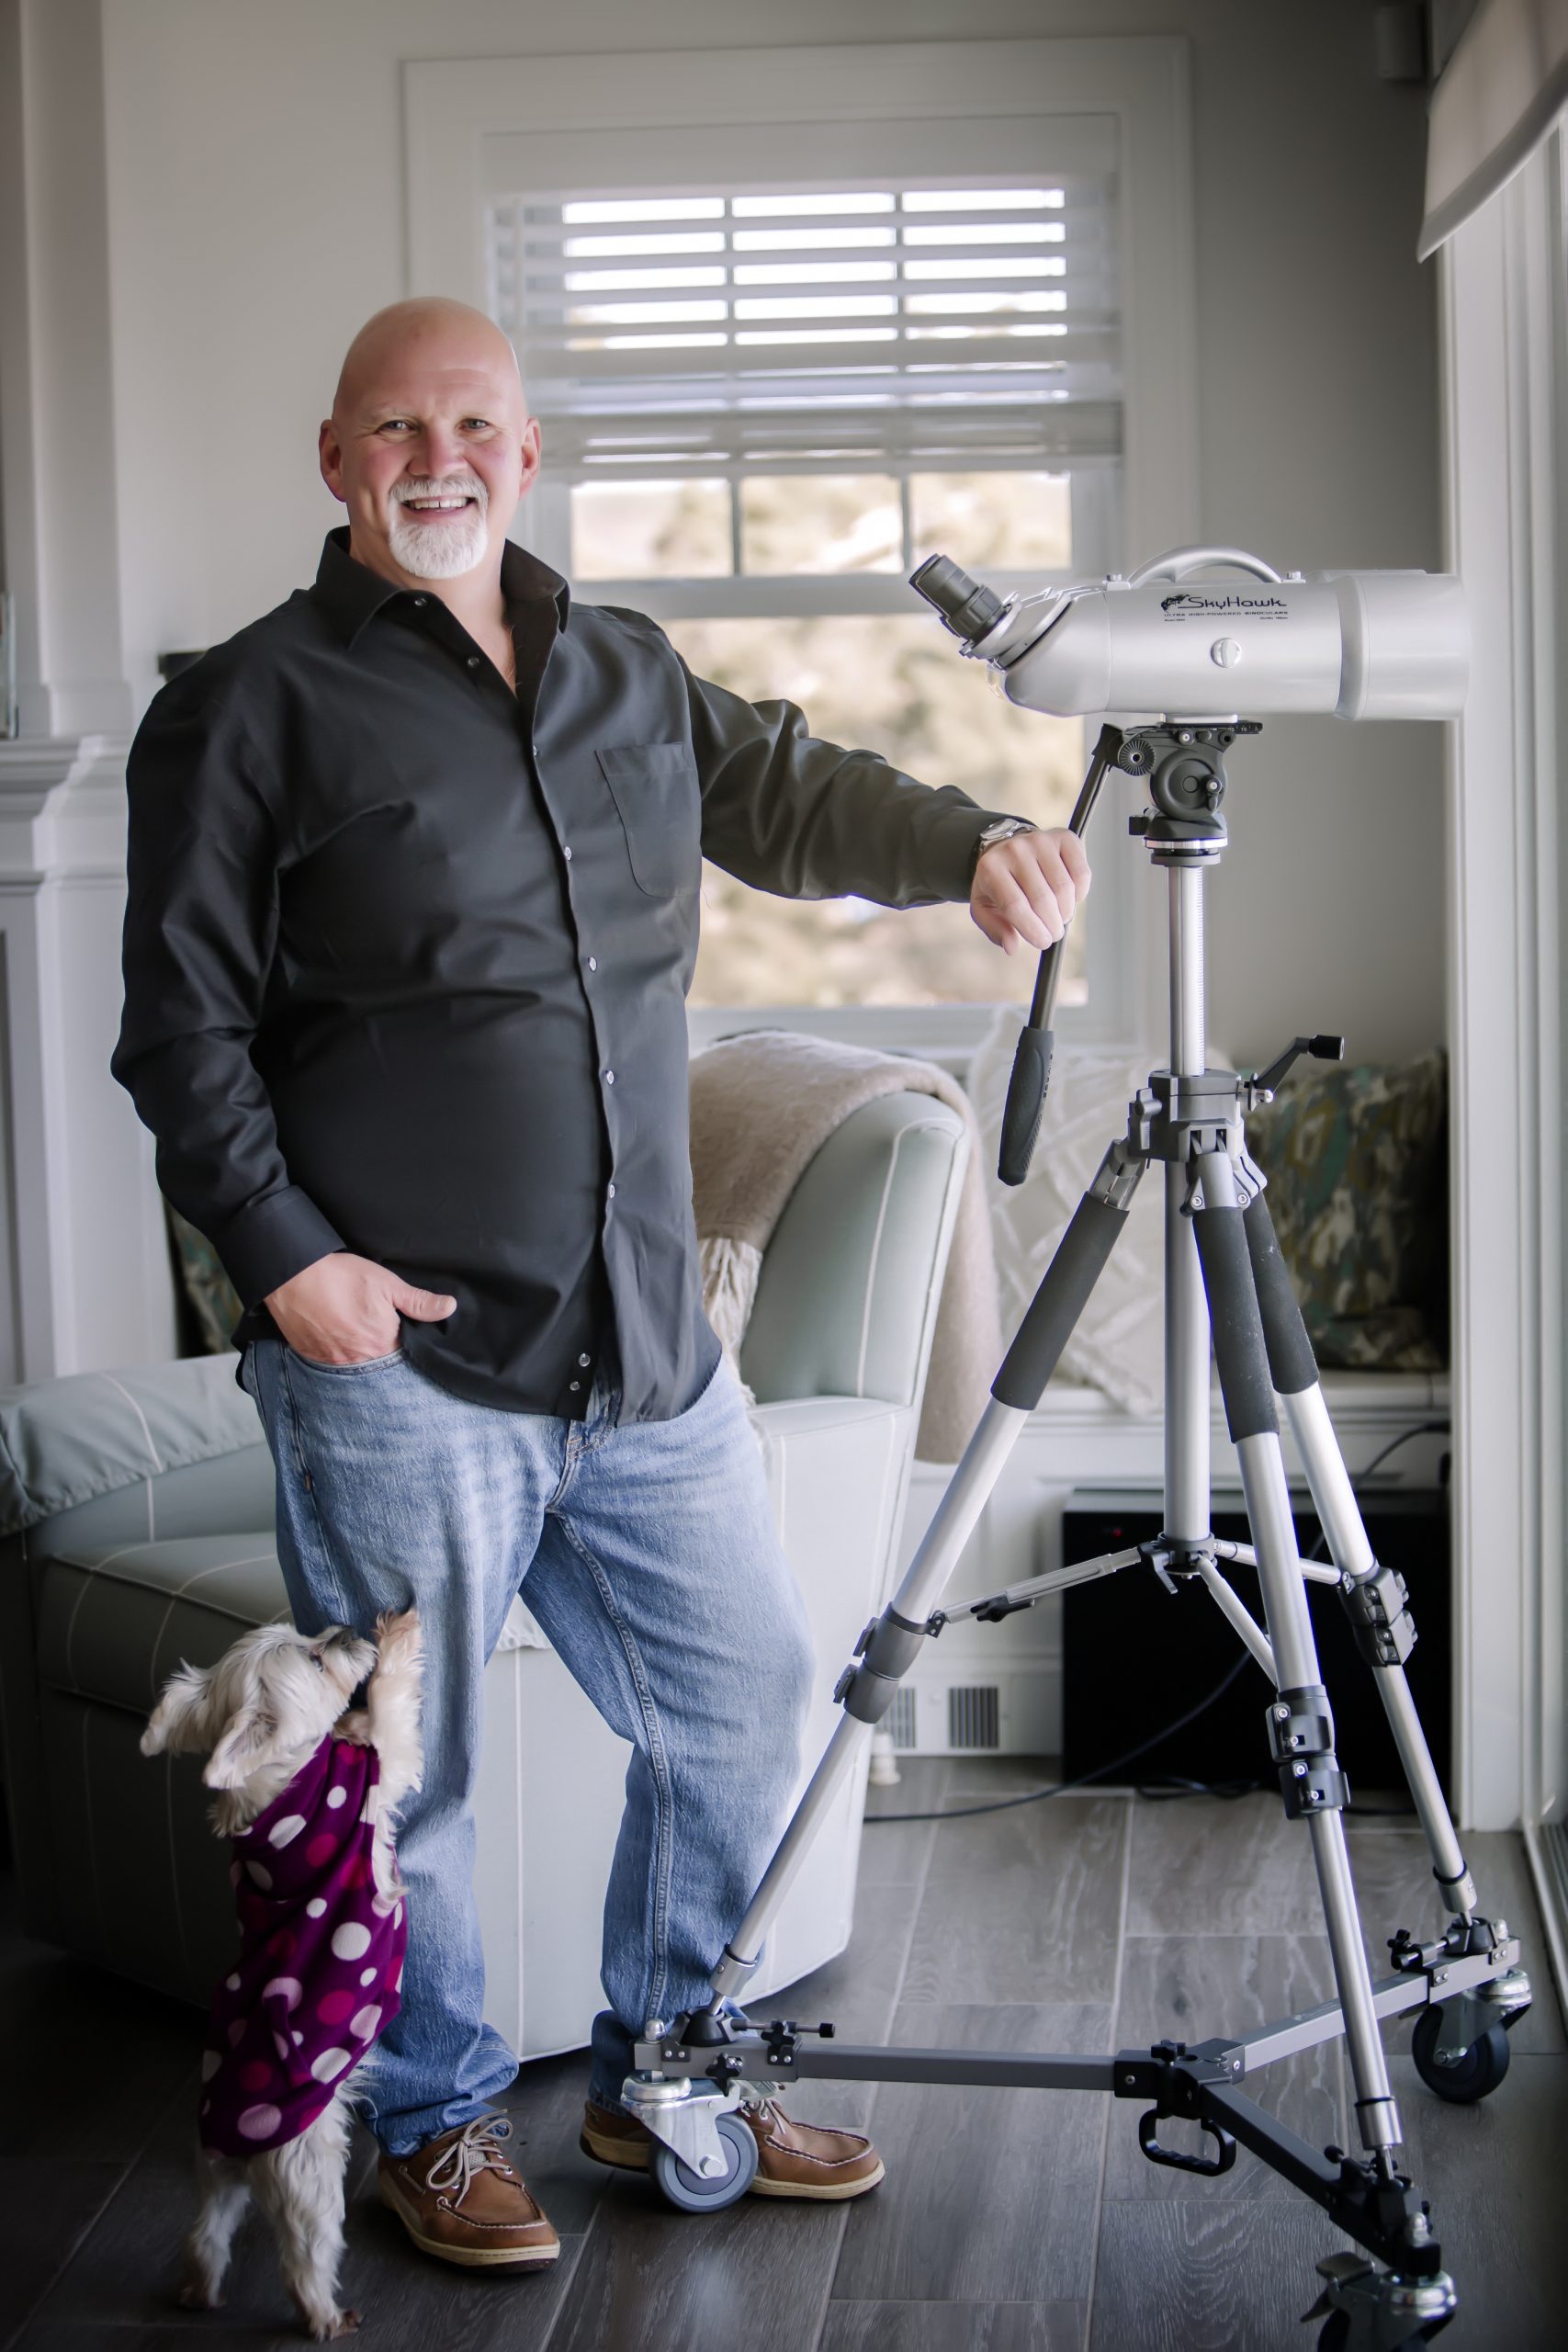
[1247,1032,1345,1102]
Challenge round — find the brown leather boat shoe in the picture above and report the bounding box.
[378,2114,560,2268]
[581,2095,885,2200]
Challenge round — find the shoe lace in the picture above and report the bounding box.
[738,2080,782,2125]
[423,2114,521,2204]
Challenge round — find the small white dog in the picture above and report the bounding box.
[141,1606,423,2339]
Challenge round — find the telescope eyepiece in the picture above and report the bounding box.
[909,553,1005,646]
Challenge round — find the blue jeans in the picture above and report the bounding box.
[239,1334,814,2157]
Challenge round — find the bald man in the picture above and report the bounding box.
[115,298,1089,2271]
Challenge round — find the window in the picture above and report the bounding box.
[409,36,1197,1046]
[489,170,1122,1029]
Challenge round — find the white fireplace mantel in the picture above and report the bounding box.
[0,733,134,879]
[0,736,179,1384]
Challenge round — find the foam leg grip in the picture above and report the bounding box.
[1243,1193,1319,1396]
[1193,1207,1278,1442]
[991,1193,1127,1410]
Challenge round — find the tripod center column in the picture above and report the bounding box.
[1169,861,1207,1076]
[1164,855,1212,1544]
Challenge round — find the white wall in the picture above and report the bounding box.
[97,0,1444,1065]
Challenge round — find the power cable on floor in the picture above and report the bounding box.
[865,1651,1254,1824]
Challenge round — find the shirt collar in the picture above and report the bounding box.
[310,525,570,648]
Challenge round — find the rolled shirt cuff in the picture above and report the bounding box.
[209,1185,346,1310]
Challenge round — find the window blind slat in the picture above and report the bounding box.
[543,400,1122,472]
[514,329,1117,379]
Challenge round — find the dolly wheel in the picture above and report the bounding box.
[651,2111,759,2211]
[1411,2005,1512,2104]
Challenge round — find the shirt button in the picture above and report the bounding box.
[579,1352,592,1367]
[569,1380,581,1394]
[412,595,428,608]
[562,844,573,862]
[587,955,598,971]
[606,1182,616,1199]
[467,655,480,670]
[604,1069,615,1085]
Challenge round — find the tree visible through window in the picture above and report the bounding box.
[667,611,1085,1011]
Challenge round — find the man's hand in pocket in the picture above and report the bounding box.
[264,1252,455,1364]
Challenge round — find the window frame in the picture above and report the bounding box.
[405,35,1199,1053]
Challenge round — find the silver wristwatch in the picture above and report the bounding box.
[970,815,1038,876]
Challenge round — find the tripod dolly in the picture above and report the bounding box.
[618,563,1529,2348]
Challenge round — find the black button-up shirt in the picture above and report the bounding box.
[113,527,1007,1421]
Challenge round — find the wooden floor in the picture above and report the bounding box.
[3,1761,1563,2351]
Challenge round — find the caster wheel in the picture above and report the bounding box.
[1412,2005,1512,2103]
[651,2111,759,2211]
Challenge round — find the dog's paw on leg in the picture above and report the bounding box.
[373,1606,422,1675]
[176,2271,224,2312]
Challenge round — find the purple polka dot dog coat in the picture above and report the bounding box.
[198,1734,407,2156]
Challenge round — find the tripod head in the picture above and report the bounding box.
[1118,718,1258,852]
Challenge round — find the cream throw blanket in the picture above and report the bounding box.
[688,1030,1001,1463]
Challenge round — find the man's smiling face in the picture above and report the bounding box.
[319,299,542,587]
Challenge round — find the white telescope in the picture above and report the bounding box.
[911,544,1469,722]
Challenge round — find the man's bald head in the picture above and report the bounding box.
[331,298,525,426]
[319,296,540,595]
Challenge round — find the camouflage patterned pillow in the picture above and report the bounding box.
[1245,1048,1448,1373]
[165,1201,245,1355]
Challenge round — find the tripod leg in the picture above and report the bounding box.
[1192,1150,1403,2162]
[702,1142,1145,2008]
[1244,1193,1478,1924]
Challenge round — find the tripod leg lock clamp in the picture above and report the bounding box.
[1266,1682,1336,1765]
[1268,1683,1350,1816]
[1279,1757,1351,1817]
[834,1606,938,1722]
[1340,1565,1418,1668]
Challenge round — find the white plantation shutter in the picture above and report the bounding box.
[487,174,1120,488]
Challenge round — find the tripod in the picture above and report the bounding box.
[623,721,1530,2347]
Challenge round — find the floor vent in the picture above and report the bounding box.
[947,1684,1001,1751]
[885,1686,919,1750]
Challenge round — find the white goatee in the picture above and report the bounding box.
[387,471,491,580]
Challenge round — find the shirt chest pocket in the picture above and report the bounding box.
[595,741,702,898]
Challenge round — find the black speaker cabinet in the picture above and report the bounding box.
[1061,1489,1450,1801]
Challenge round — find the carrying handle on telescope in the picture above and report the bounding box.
[1125,545,1283,588]
[996,722,1122,1188]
